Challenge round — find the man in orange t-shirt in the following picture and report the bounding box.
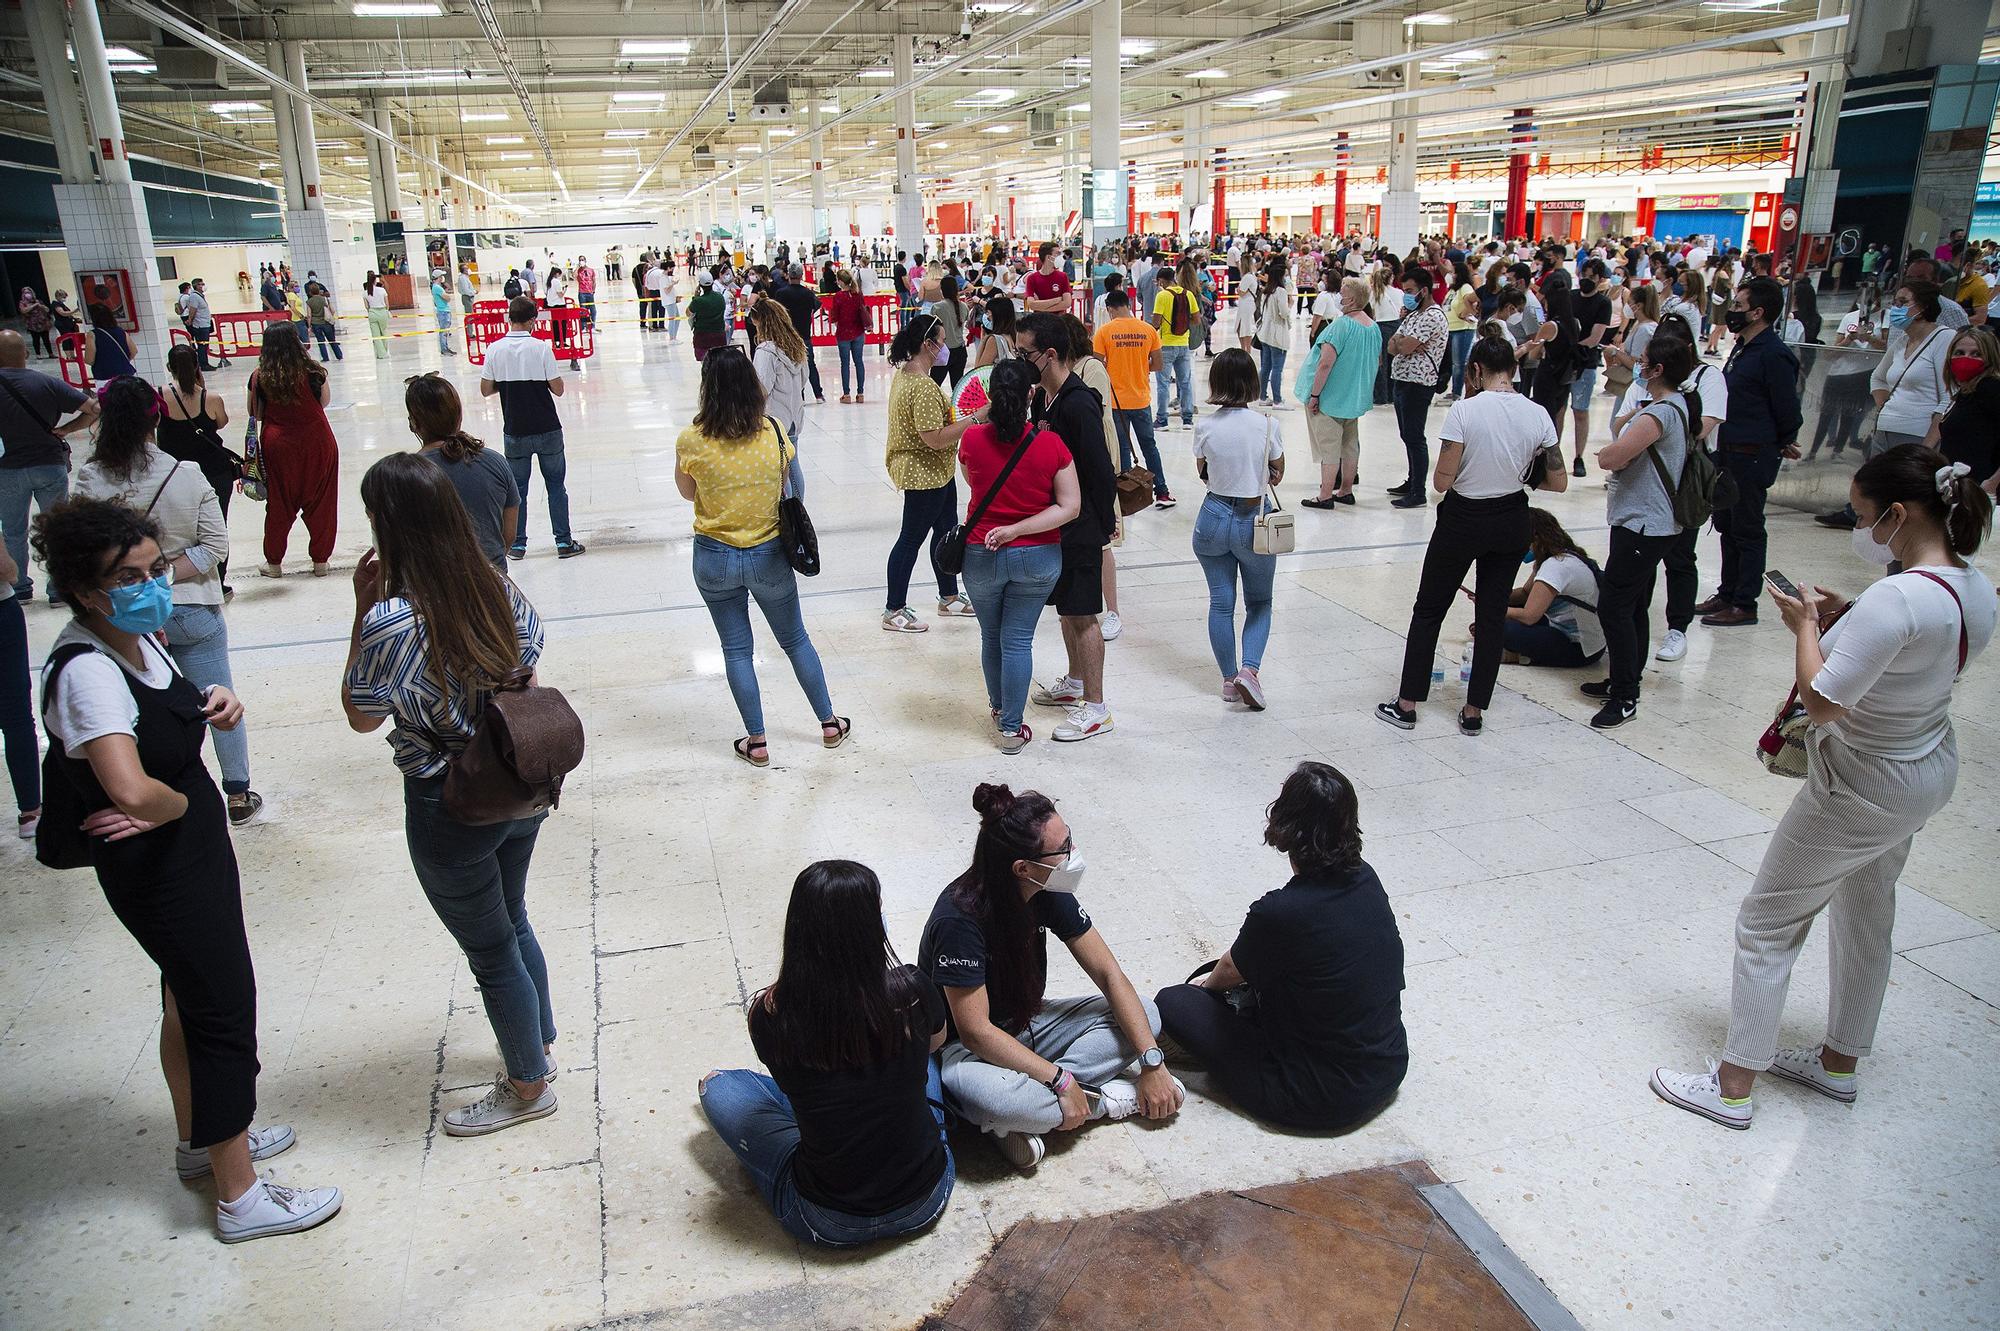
[1090,289,1174,505]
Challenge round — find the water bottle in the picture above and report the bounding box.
[1430,662,1446,686]
[1458,643,1475,686]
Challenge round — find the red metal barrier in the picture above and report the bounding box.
[466,307,593,369]
[169,327,193,347]
[212,310,289,356]
[465,313,509,366]
[803,294,904,348]
[56,332,90,389]
[474,299,511,319]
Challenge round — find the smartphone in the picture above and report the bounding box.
[1764,569,1800,599]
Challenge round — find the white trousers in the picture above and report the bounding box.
[1724,728,1958,1071]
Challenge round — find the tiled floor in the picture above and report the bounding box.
[3,292,1996,1330]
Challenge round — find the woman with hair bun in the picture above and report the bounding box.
[1156,762,1407,1131]
[920,783,1182,1171]
[1652,445,1994,1131]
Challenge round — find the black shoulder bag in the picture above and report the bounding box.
[769,416,820,577]
[934,428,1038,577]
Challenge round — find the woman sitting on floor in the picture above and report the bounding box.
[1499,508,1607,668]
[700,860,954,1247]
[921,783,1184,1172]
[1156,762,1408,1131]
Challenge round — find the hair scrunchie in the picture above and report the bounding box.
[1936,461,1972,498]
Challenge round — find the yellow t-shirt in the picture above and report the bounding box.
[676,419,795,547]
[1092,316,1161,410]
[885,370,956,491]
[1152,284,1196,348]
[1958,272,1991,311]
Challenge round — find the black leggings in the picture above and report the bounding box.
[1395,490,1530,709]
[884,480,959,610]
[1156,983,1395,1132]
[29,330,52,357]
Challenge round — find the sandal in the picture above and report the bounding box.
[733,736,770,768]
[821,717,852,750]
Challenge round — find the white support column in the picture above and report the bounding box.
[373,104,405,225]
[282,43,321,210]
[1086,0,1125,244]
[22,0,94,184]
[69,0,129,184]
[1180,102,1209,238]
[275,40,337,295]
[809,102,829,245]
[1380,36,1420,252]
[893,34,924,256]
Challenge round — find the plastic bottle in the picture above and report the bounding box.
[1458,642,1475,685]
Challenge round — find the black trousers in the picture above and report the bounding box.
[884,480,960,609]
[1663,524,1701,631]
[1600,524,1678,701]
[1396,490,1529,709]
[1156,983,1397,1133]
[1715,448,1781,610]
[1390,379,1434,488]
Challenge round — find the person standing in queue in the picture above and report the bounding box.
[480,297,583,562]
[881,313,980,633]
[1700,277,1802,629]
[1384,269,1450,510]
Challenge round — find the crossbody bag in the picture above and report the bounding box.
[934,429,1038,576]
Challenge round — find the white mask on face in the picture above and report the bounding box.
[1029,845,1087,895]
[1850,509,1901,565]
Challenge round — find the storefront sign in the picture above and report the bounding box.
[1536,199,1585,212]
[1977,181,2000,202]
[1656,193,1752,211]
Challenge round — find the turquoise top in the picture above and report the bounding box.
[1316,315,1381,420]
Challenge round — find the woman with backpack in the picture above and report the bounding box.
[1501,508,1606,668]
[341,452,560,1138]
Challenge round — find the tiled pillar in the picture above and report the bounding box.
[53,180,172,383]
[285,211,339,293]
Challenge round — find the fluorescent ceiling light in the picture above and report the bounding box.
[954,88,1016,106]
[461,111,509,122]
[769,128,795,138]
[611,91,667,102]
[1185,67,1228,79]
[1120,39,1155,55]
[819,102,841,113]
[1122,120,1154,129]
[352,2,443,15]
[604,129,650,138]
[915,121,937,129]
[859,68,894,79]
[498,152,534,161]
[981,124,1016,133]
[928,141,951,150]
[485,135,524,144]
[1404,11,1452,24]
[103,45,149,62]
[343,155,369,164]
[210,101,264,113]
[112,63,156,74]
[1223,89,1289,105]
[1430,49,1491,63]
[1065,102,1089,112]
[619,40,692,56]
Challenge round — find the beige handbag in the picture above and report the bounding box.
[1252,417,1294,555]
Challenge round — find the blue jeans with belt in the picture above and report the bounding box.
[163,603,250,793]
[692,534,835,736]
[699,1059,954,1248]
[960,543,1061,734]
[1191,494,1277,680]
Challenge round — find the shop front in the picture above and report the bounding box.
[1651,193,1752,249]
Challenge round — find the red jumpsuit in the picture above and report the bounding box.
[251,369,340,565]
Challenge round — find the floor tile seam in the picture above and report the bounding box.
[595,937,727,961]
[1895,928,2000,956]
[585,839,616,1319]
[1897,954,1999,1011]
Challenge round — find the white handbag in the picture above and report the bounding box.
[1252,417,1294,555]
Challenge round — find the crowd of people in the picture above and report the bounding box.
[0,220,1993,1259]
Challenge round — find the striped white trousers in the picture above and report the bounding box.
[1724,728,1959,1072]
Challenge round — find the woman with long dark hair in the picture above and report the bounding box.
[405,374,519,566]
[931,275,970,388]
[970,293,1018,371]
[956,357,1079,753]
[675,345,846,767]
[342,452,559,1137]
[1527,270,1581,444]
[1653,445,1994,1129]
[34,497,338,1241]
[881,313,982,633]
[247,322,339,578]
[74,377,262,823]
[84,300,137,381]
[159,343,238,597]
[1156,762,1407,1130]
[921,783,1183,1171]
[700,860,955,1246]
[363,271,391,359]
[1500,508,1605,668]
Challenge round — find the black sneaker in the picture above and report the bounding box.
[1571,458,1586,478]
[1590,698,1638,729]
[557,541,587,559]
[1580,679,1613,698]
[1814,507,1857,530]
[1457,708,1483,736]
[1374,701,1417,731]
[1391,494,1427,509]
[507,546,526,561]
[1386,481,1412,495]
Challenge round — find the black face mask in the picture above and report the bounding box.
[1724,309,1750,334]
[1579,280,1597,295]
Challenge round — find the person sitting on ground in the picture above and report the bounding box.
[1500,507,1606,667]
[1155,761,1407,1131]
[921,782,1184,1171]
[699,860,955,1248]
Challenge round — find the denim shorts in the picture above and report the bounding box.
[1568,368,1600,411]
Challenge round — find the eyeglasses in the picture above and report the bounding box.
[1034,834,1073,862]
[104,555,171,590]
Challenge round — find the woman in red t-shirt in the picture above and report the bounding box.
[828,269,870,404]
[957,357,1079,753]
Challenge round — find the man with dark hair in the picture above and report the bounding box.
[1700,277,1800,627]
[1018,311,1117,743]
[480,295,584,561]
[1022,242,1072,314]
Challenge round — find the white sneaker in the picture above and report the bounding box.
[214,1174,343,1243]
[1089,1078,1141,1120]
[1100,610,1122,641]
[1649,1061,1752,1130]
[1032,676,1085,707]
[442,1077,558,1137]
[178,1123,294,1181]
[992,1130,1045,1171]
[1655,628,1688,662]
[881,606,929,633]
[1053,703,1114,743]
[1768,1046,1858,1103]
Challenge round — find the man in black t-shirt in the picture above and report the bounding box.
[1017,313,1117,744]
[1568,259,1615,476]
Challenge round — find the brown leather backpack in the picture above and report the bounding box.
[442,668,586,825]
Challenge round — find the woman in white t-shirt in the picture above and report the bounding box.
[1192,349,1285,708]
[1501,508,1605,668]
[1653,445,1995,1131]
[1869,281,1953,453]
[1379,336,1567,736]
[363,272,391,359]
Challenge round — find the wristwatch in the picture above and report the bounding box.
[1138,1046,1166,1071]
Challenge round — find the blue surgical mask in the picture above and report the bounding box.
[1522,550,1536,565]
[1402,292,1418,311]
[980,312,993,330]
[1671,282,1684,297]
[106,573,174,634]
[1886,305,1911,329]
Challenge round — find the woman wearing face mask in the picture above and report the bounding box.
[1252,261,1295,408]
[931,276,970,389]
[1923,326,2000,496]
[920,782,1184,1172]
[32,497,340,1243]
[1868,282,1953,460]
[1651,445,1995,1131]
[73,378,264,824]
[1500,507,1606,668]
[1155,762,1407,1131]
[1662,269,1705,343]
[882,314,982,633]
[969,294,1017,371]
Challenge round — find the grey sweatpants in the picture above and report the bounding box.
[940,993,1161,1136]
[1723,728,1958,1071]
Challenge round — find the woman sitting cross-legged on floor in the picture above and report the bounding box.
[1499,508,1607,668]
[699,860,955,1247]
[1156,762,1409,1131]
[921,782,1185,1171]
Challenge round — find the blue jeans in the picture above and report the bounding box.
[403,774,554,1084]
[504,431,574,548]
[692,535,835,736]
[1112,409,1169,497]
[1392,378,1435,490]
[1448,328,1474,397]
[0,463,69,598]
[162,603,250,792]
[699,1061,954,1248]
[0,596,36,813]
[1191,495,1277,680]
[1154,345,1194,425]
[960,543,1061,734]
[836,337,866,396]
[434,308,453,352]
[1258,342,1288,403]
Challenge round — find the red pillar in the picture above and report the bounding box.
[1312,170,1326,233]
[1007,195,1016,238]
[1635,196,1655,237]
[1127,172,1137,234]
[1446,202,1457,239]
[1211,154,1227,236]
[1503,108,1532,240]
